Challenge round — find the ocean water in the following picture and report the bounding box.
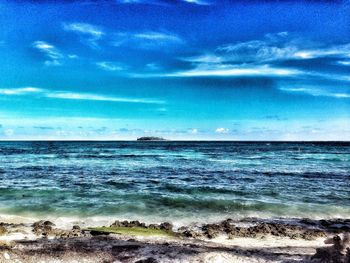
[0,141,349,225]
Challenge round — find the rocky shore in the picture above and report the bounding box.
[0,218,349,262]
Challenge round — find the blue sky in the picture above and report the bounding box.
[0,0,349,140]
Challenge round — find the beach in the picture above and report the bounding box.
[1,217,350,262]
[0,141,349,262]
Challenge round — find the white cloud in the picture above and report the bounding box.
[46,92,164,104]
[134,32,182,43]
[337,60,350,66]
[32,41,63,66]
[0,86,165,104]
[175,32,350,80]
[63,22,104,48]
[215,34,350,62]
[167,64,300,77]
[182,0,210,4]
[63,23,103,37]
[96,61,125,71]
[280,87,350,99]
[215,127,229,134]
[112,31,183,49]
[190,128,198,134]
[0,87,43,95]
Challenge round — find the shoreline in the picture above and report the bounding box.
[1,216,349,262]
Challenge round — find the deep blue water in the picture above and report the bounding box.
[0,141,349,224]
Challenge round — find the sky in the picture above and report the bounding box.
[0,0,349,140]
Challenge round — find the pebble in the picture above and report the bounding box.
[3,252,10,260]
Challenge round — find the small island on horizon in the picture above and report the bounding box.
[137,136,167,141]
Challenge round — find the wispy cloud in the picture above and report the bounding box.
[96,61,125,71]
[32,41,63,66]
[0,87,43,95]
[215,127,229,134]
[182,0,211,5]
[166,64,300,77]
[116,0,211,5]
[0,87,165,104]
[215,33,350,62]
[46,92,164,104]
[112,31,184,49]
[174,32,350,79]
[280,87,350,99]
[63,22,104,48]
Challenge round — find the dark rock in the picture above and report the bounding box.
[148,224,160,230]
[32,220,55,236]
[159,222,173,231]
[312,234,350,263]
[134,257,159,263]
[177,227,202,239]
[110,220,122,227]
[202,224,221,239]
[90,230,110,236]
[129,221,146,228]
[299,218,317,226]
[0,225,7,235]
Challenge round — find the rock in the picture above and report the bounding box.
[148,224,160,230]
[32,220,55,236]
[177,227,202,238]
[0,226,7,236]
[134,257,159,263]
[299,218,317,226]
[72,225,81,230]
[159,222,173,231]
[3,252,10,260]
[89,230,110,236]
[110,220,122,227]
[202,224,221,239]
[312,234,350,263]
[129,221,146,228]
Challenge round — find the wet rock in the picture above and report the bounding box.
[72,225,81,230]
[202,224,221,239]
[0,225,7,236]
[312,234,350,263]
[299,218,317,226]
[110,220,146,228]
[129,221,146,228]
[134,257,159,263]
[110,220,122,227]
[148,224,160,230]
[159,222,173,231]
[89,230,110,236]
[177,227,202,239]
[32,220,55,236]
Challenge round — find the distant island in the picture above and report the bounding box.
[137,136,167,141]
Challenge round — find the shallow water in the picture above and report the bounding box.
[0,141,349,224]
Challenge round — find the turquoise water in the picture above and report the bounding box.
[0,141,349,223]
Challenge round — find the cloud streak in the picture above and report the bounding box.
[0,87,43,95]
[63,22,104,48]
[96,61,125,71]
[166,65,300,77]
[32,41,63,66]
[112,31,184,49]
[280,87,350,99]
[0,87,165,104]
[172,32,350,81]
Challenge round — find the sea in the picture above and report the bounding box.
[0,141,349,226]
